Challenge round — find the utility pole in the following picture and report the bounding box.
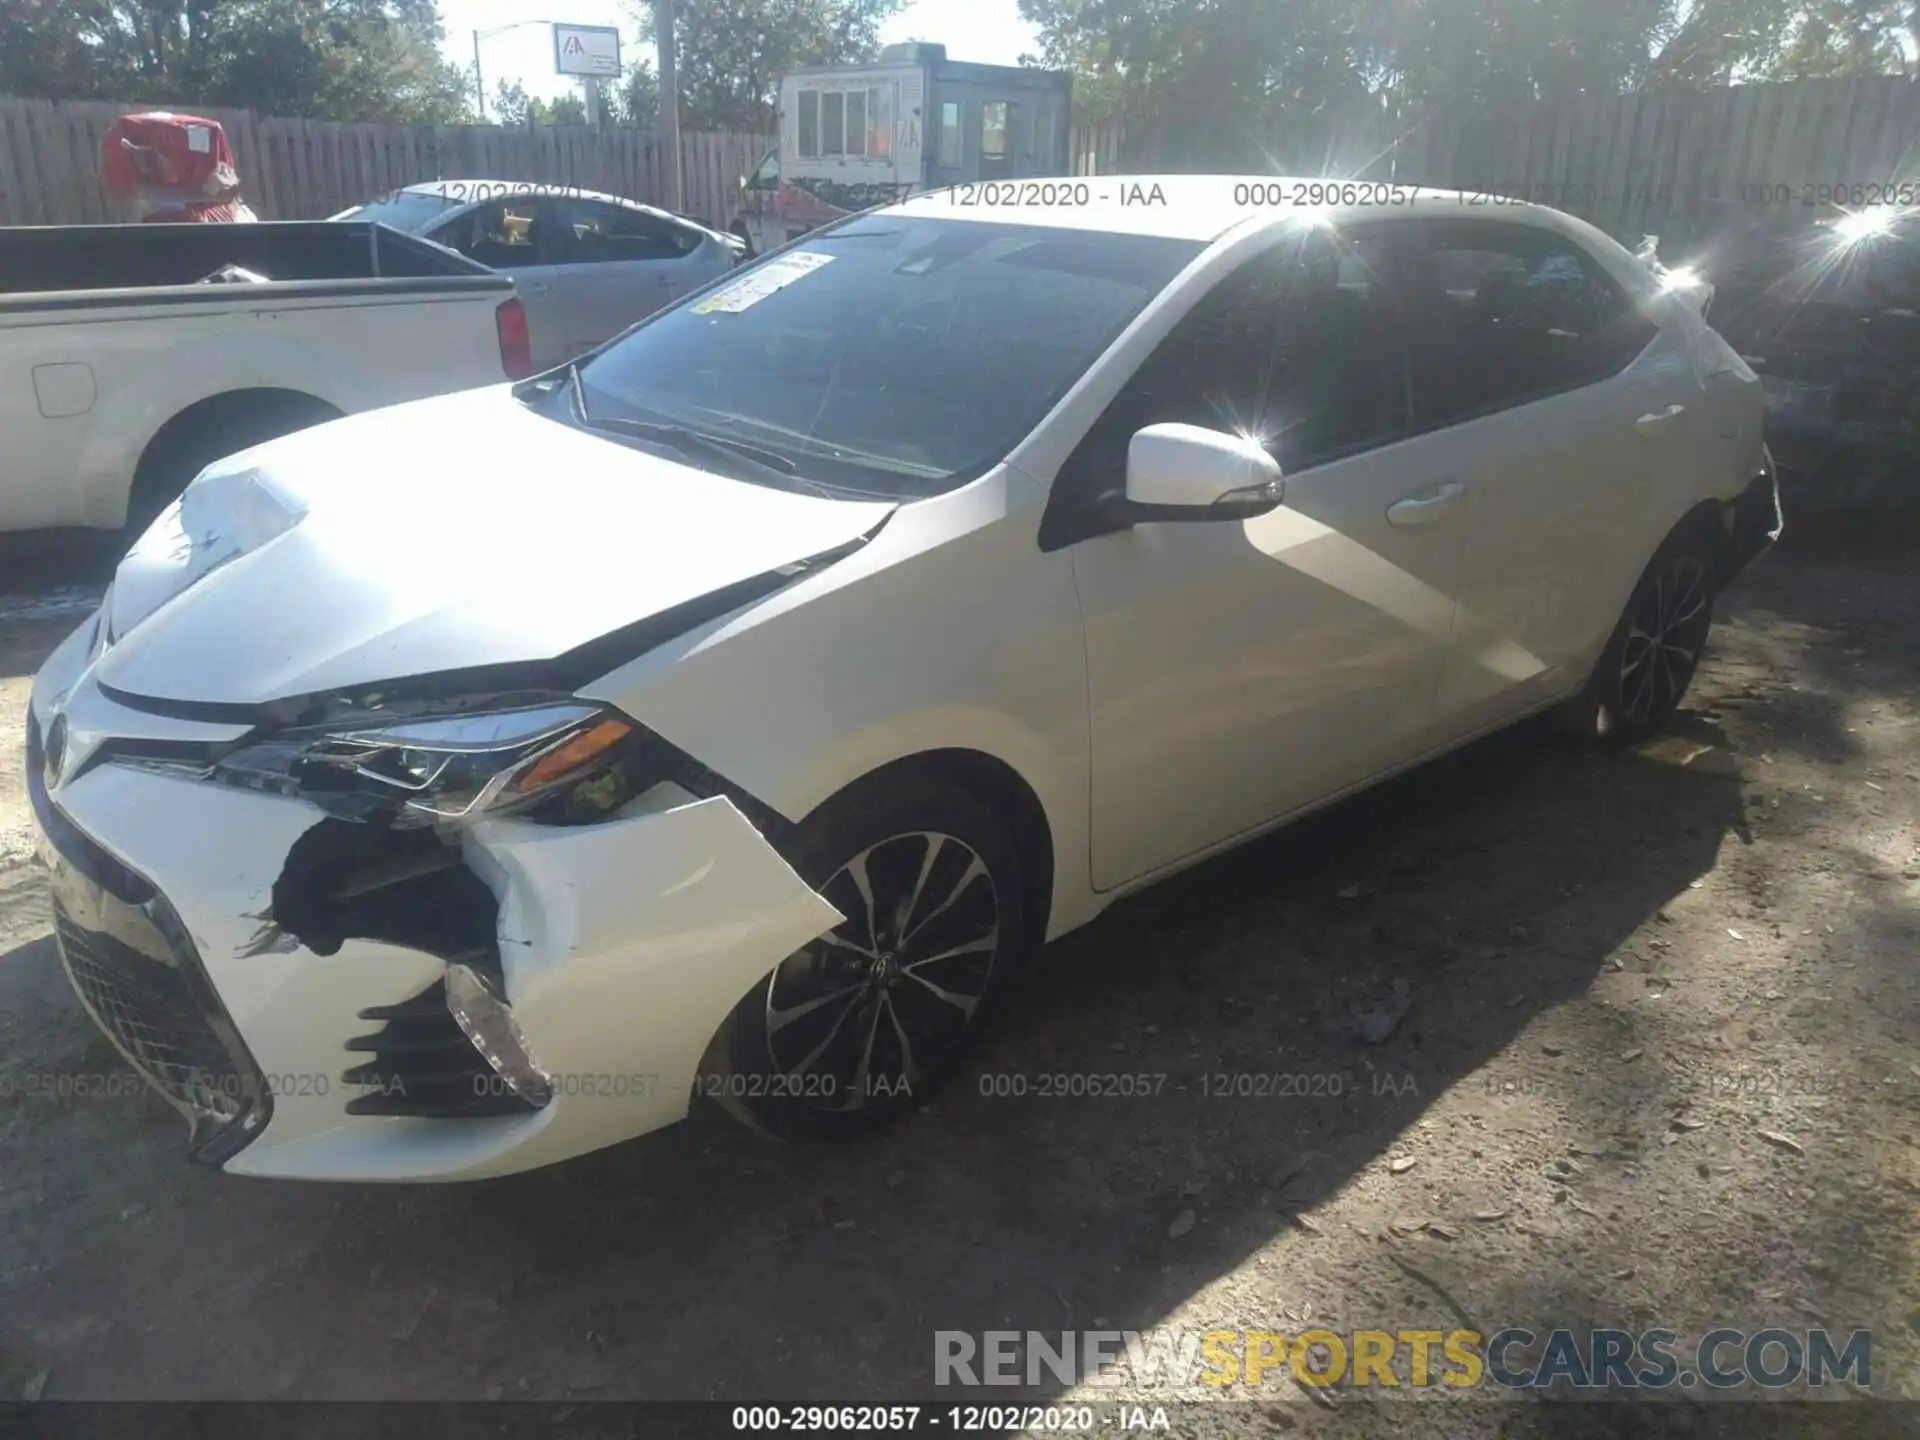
[473,21,565,126]
[656,0,682,211]
[473,30,487,121]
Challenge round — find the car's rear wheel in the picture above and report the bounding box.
[704,775,1025,1143]
[1559,521,1719,745]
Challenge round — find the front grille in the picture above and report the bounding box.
[344,980,540,1119]
[31,705,271,1162]
[55,904,244,1123]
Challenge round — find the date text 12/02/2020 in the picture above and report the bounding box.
[942,181,1166,207]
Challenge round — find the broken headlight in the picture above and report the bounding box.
[215,701,639,826]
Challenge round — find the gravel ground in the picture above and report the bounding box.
[0,519,1916,1435]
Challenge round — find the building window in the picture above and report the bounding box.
[1034,108,1055,170]
[939,101,962,166]
[822,91,846,156]
[846,89,867,158]
[797,90,819,158]
[868,85,893,159]
[982,101,1011,160]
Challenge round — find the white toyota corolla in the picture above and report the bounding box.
[27,179,1779,1181]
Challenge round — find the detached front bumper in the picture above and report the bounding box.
[27,662,841,1183]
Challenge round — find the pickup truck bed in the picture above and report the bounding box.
[3,222,524,534]
[0,219,495,295]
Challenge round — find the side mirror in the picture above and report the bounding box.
[1122,422,1284,520]
[739,173,748,190]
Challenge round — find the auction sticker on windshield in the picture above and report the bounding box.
[691,251,835,314]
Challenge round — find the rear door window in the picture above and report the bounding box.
[436,199,542,269]
[1402,220,1659,429]
[542,198,700,264]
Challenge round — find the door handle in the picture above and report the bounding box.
[1636,403,1685,435]
[1386,481,1465,527]
[520,281,551,297]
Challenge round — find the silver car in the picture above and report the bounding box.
[332,181,744,370]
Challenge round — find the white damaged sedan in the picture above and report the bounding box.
[27,179,1779,1181]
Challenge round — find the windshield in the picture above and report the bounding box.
[571,218,1204,497]
[333,192,463,233]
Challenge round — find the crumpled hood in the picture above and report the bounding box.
[97,386,893,706]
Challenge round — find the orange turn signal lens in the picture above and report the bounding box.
[510,717,633,795]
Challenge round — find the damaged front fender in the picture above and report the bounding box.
[456,795,844,1163]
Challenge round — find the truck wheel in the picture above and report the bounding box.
[127,391,340,536]
[703,774,1026,1143]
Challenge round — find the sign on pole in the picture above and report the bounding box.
[553,24,622,78]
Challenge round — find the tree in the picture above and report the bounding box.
[492,77,538,125]
[628,0,905,131]
[612,58,661,127]
[0,0,474,121]
[1019,0,1918,162]
[492,80,594,127]
[1017,0,1377,160]
[1765,0,1914,76]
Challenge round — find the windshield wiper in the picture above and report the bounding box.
[562,364,848,499]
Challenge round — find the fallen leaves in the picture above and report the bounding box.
[1757,1129,1805,1156]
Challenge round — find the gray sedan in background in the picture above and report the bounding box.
[333,182,744,370]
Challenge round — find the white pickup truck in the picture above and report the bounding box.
[1,221,525,536]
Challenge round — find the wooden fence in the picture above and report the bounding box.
[0,97,770,228]
[5,77,1918,251]
[1070,117,1125,176]
[1108,76,1920,252]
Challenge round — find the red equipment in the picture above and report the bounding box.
[100,111,258,223]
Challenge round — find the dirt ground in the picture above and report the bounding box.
[1,517,1917,1431]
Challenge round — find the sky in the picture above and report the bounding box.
[439,0,1041,108]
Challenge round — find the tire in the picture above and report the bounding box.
[704,774,1027,1143]
[1557,520,1720,746]
[127,393,338,536]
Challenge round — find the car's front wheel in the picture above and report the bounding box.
[1559,520,1720,745]
[704,774,1026,1142]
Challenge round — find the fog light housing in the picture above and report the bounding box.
[444,963,552,1108]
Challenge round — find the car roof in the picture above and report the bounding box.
[394,181,709,230]
[878,175,1577,244]
[399,180,621,204]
